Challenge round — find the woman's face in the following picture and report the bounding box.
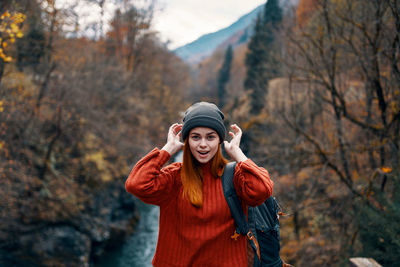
[188,127,220,164]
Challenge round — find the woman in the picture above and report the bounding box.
[125,102,274,267]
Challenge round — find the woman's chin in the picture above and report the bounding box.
[194,155,211,164]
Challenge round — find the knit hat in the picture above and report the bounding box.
[181,102,226,142]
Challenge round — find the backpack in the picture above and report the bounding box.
[221,162,291,267]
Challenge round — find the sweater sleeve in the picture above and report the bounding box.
[233,159,274,207]
[125,148,181,206]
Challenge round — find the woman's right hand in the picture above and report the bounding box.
[161,123,184,156]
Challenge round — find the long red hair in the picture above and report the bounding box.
[181,138,228,207]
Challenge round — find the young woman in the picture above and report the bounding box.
[125,102,274,267]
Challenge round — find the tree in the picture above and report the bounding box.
[16,6,46,71]
[0,1,190,265]
[217,45,233,109]
[0,10,25,84]
[277,0,400,264]
[244,0,283,114]
[355,170,400,266]
[105,5,152,72]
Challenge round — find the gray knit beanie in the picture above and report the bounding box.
[181,102,226,142]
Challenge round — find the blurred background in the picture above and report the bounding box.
[0,0,399,266]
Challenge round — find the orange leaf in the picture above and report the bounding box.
[381,167,392,173]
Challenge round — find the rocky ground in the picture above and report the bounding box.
[0,182,138,267]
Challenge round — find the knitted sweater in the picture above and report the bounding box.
[125,148,274,267]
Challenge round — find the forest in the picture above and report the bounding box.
[0,0,399,266]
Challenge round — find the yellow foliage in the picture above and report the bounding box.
[0,11,25,62]
[82,134,115,182]
[83,133,98,149]
[85,151,105,168]
[0,11,11,20]
[0,100,3,112]
[84,151,112,182]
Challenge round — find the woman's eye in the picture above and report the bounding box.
[191,136,200,140]
[207,135,216,140]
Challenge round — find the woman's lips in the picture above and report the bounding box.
[197,151,209,157]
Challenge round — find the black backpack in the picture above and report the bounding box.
[221,162,289,267]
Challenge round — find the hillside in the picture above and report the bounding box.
[173,5,263,64]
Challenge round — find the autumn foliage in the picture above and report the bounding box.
[0,11,25,62]
[0,0,399,266]
[0,1,190,265]
[193,0,400,266]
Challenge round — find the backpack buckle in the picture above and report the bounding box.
[247,231,254,239]
[246,230,261,261]
[231,230,240,241]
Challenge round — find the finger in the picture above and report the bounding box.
[172,123,183,134]
[235,124,242,134]
[169,124,176,135]
[176,124,183,136]
[229,131,240,140]
[231,124,241,134]
[170,123,179,130]
[229,125,237,136]
[232,126,243,139]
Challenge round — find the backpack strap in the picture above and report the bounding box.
[221,162,261,263]
[221,162,248,235]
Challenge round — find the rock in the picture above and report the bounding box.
[18,225,91,267]
[349,257,383,267]
[0,182,138,266]
[89,183,139,259]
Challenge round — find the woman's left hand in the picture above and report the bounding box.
[224,124,248,162]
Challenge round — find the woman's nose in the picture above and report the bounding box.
[199,138,207,147]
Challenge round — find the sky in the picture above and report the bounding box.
[152,0,267,49]
[56,0,267,50]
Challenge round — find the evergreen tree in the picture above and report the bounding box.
[262,0,282,77]
[217,45,233,109]
[355,171,400,266]
[244,0,283,114]
[244,14,269,114]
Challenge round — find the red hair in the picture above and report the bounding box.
[181,138,228,207]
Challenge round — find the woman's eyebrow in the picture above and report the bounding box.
[190,131,216,136]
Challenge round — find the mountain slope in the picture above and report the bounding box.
[173,5,263,64]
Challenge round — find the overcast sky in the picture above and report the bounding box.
[56,0,266,50]
[152,0,267,49]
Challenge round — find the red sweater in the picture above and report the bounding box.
[125,148,274,267]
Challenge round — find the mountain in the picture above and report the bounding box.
[173,5,264,64]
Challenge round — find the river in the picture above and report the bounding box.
[95,200,159,267]
[96,152,182,267]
